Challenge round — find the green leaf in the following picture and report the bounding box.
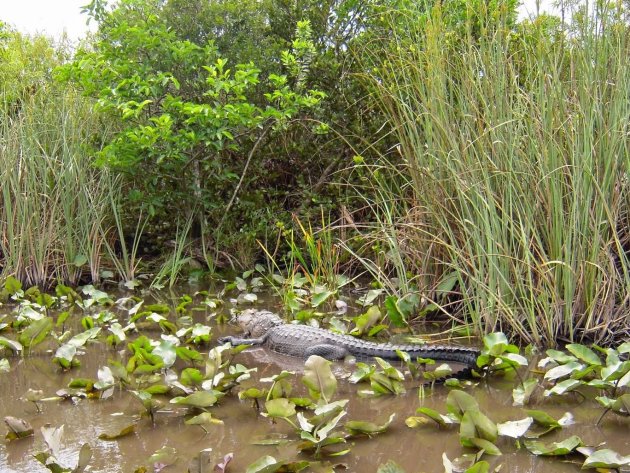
[176,346,203,363]
[76,443,92,472]
[264,398,296,418]
[239,388,267,400]
[345,413,395,436]
[185,412,224,426]
[355,286,384,306]
[565,344,602,366]
[0,336,22,353]
[611,394,630,414]
[148,446,178,467]
[4,276,22,295]
[460,410,497,444]
[302,355,337,403]
[181,368,204,386]
[464,461,490,473]
[384,295,407,328]
[54,344,77,365]
[68,327,101,347]
[468,438,502,455]
[18,317,53,348]
[245,455,280,473]
[170,391,218,408]
[512,378,537,406]
[411,407,457,427]
[349,362,375,384]
[544,361,583,381]
[153,340,177,367]
[377,460,407,473]
[543,379,582,397]
[98,423,136,440]
[446,390,479,419]
[525,410,561,428]
[482,332,509,355]
[545,349,577,364]
[311,289,334,308]
[351,306,381,336]
[582,449,630,468]
[524,435,582,455]
[4,416,34,440]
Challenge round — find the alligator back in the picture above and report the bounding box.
[265,324,479,366]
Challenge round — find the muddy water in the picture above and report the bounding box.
[1,293,629,472]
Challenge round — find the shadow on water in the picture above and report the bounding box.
[0,286,629,472]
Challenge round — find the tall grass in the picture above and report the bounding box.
[0,88,119,288]
[361,1,630,345]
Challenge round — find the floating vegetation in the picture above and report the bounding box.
[0,274,628,471]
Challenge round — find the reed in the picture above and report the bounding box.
[0,87,118,288]
[361,1,630,345]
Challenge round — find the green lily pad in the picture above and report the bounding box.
[302,355,337,403]
[512,378,537,406]
[345,413,395,436]
[447,390,479,419]
[264,398,296,418]
[4,416,34,440]
[0,336,22,353]
[565,344,602,366]
[98,423,136,440]
[582,448,630,468]
[185,412,224,426]
[377,460,407,473]
[170,391,218,408]
[524,435,583,456]
[544,361,584,381]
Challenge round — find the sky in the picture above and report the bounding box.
[1,0,560,41]
[0,0,95,41]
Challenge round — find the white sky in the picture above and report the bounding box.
[0,0,94,41]
[0,0,560,41]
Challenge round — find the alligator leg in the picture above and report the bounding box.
[217,335,266,346]
[304,344,349,360]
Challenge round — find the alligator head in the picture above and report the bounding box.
[237,309,284,338]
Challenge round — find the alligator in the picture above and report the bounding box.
[218,309,480,375]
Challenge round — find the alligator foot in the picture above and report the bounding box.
[217,335,266,346]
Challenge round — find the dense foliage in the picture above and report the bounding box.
[2,0,630,344]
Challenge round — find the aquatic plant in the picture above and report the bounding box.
[357,0,630,346]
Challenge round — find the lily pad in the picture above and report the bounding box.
[377,460,407,473]
[4,416,34,440]
[524,435,583,456]
[446,390,479,419]
[497,417,533,438]
[565,344,602,366]
[170,390,218,408]
[264,398,296,418]
[512,378,537,406]
[184,412,223,425]
[98,423,136,440]
[582,449,630,468]
[245,455,310,473]
[0,336,22,353]
[302,355,337,403]
[345,413,395,436]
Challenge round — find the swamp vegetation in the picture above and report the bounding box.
[0,276,629,472]
[1,0,630,471]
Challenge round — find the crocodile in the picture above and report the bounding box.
[218,309,480,374]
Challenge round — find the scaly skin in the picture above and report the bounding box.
[218,309,480,371]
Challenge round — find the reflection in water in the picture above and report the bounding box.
[0,310,629,472]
